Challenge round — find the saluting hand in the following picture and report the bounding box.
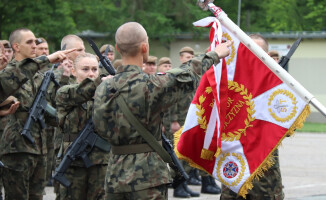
[57,59,73,77]
[47,48,77,64]
[214,40,233,58]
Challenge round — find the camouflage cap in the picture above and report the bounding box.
[0,40,11,49]
[269,50,279,58]
[179,46,194,55]
[100,44,115,54]
[146,56,157,64]
[35,37,47,45]
[158,57,171,66]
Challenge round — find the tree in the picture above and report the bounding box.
[305,0,326,31]
[0,0,76,49]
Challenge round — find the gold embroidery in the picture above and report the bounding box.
[216,152,246,187]
[196,87,213,132]
[222,81,255,141]
[223,32,236,65]
[268,89,297,122]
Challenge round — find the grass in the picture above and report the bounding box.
[296,122,326,133]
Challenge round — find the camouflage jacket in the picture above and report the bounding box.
[0,57,66,155]
[55,77,109,167]
[93,51,220,193]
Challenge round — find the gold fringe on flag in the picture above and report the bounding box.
[201,148,215,160]
[214,147,221,158]
[238,105,310,198]
[174,126,212,175]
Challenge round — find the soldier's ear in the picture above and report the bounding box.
[12,43,19,53]
[140,42,148,54]
[115,44,120,53]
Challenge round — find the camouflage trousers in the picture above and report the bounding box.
[59,164,107,200]
[105,184,168,200]
[45,127,55,186]
[1,153,47,200]
[220,150,284,200]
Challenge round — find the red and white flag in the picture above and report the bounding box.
[175,17,310,197]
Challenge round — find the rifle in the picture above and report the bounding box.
[20,64,60,144]
[162,133,189,188]
[53,118,110,187]
[86,38,116,75]
[278,37,302,68]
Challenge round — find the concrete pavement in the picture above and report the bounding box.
[40,132,326,200]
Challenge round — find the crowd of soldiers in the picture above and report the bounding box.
[0,22,284,200]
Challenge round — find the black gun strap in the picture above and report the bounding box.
[115,94,172,164]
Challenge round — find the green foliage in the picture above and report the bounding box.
[1,0,326,48]
[305,0,326,31]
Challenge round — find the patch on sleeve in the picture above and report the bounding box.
[156,72,166,75]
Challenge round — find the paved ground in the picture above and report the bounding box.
[31,132,326,199]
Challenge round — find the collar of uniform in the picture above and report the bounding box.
[116,65,142,74]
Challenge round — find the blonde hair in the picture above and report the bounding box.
[74,53,98,69]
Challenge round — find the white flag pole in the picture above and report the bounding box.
[197,1,326,117]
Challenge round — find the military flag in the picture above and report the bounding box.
[175,16,310,197]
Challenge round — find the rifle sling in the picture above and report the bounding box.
[115,94,172,164]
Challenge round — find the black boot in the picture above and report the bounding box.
[208,176,221,193]
[173,182,191,198]
[183,182,200,197]
[201,176,221,194]
[187,169,202,185]
[195,168,202,181]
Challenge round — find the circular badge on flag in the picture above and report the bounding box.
[268,89,297,123]
[217,152,246,187]
[223,161,239,178]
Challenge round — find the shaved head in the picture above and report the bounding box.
[249,34,269,53]
[115,22,148,57]
[61,35,84,50]
[61,34,85,61]
[9,28,32,47]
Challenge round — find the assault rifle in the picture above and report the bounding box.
[86,38,116,75]
[162,133,189,188]
[53,118,110,187]
[20,64,59,144]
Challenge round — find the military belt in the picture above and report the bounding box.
[111,141,162,155]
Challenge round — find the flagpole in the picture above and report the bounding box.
[197,1,326,118]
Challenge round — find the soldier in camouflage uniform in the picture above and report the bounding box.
[53,35,86,199]
[220,34,284,200]
[100,44,115,62]
[92,22,232,200]
[99,44,115,75]
[0,28,75,200]
[55,53,111,200]
[0,97,20,200]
